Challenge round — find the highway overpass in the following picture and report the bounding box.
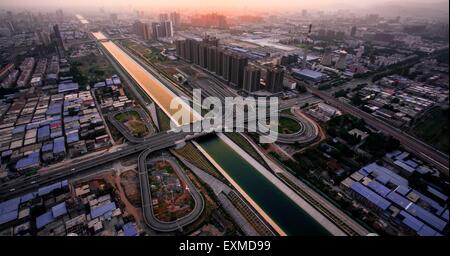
[138,154,204,232]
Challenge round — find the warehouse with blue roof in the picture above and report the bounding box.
[58,82,79,94]
[292,68,328,82]
[90,202,116,219]
[37,125,50,142]
[122,222,138,236]
[0,180,69,227]
[350,182,391,211]
[341,162,448,236]
[53,137,66,158]
[36,211,55,229]
[15,152,40,173]
[51,202,67,218]
[0,197,20,225]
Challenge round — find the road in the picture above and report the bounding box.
[137,154,204,232]
[274,114,319,145]
[107,107,156,143]
[0,129,206,200]
[310,88,449,176]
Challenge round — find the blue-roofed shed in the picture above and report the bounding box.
[94,81,106,88]
[395,151,409,161]
[386,191,411,209]
[90,202,116,219]
[417,224,439,236]
[412,190,445,215]
[394,185,410,196]
[292,68,327,82]
[0,197,20,214]
[386,150,402,159]
[20,192,37,203]
[404,159,419,168]
[38,181,62,196]
[53,137,65,154]
[46,103,62,115]
[58,83,79,94]
[37,125,50,140]
[406,203,447,232]
[358,169,369,177]
[123,223,138,236]
[26,122,40,130]
[0,210,18,225]
[1,150,12,158]
[36,211,55,229]
[51,202,67,218]
[426,186,448,202]
[16,152,40,171]
[441,209,448,221]
[351,182,391,210]
[416,165,432,174]
[12,125,26,134]
[367,180,391,197]
[42,143,53,153]
[363,163,409,186]
[112,77,121,85]
[66,132,79,144]
[400,210,424,232]
[394,160,416,174]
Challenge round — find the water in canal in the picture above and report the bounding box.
[197,135,330,236]
[92,32,331,235]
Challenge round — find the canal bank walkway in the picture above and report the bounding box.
[216,133,347,236]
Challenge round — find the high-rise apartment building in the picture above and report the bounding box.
[207,46,217,73]
[230,54,248,88]
[265,66,284,93]
[221,51,232,82]
[243,66,261,92]
[152,21,173,39]
[215,49,224,77]
[198,43,208,68]
[133,21,150,40]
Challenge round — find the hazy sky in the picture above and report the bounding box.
[0,0,447,14]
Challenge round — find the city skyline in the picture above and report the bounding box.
[0,0,448,240]
[1,0,448,15]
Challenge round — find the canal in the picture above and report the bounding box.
[197,135,330,236]
[93,31,331,235]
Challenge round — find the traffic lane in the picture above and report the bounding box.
[138,154,204,232]
[0,131,192,198]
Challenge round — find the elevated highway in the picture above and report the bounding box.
[138,154,204,232]
[0,130,202,200]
